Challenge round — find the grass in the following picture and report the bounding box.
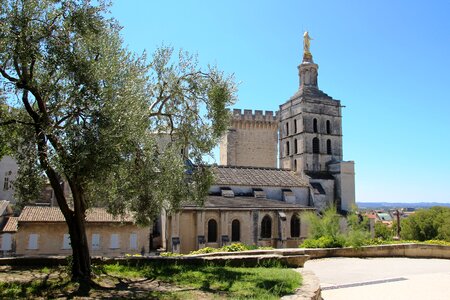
[0,263,301,299]
[0,270,75,299]
[102,263,301,299]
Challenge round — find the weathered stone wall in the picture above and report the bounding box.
[219,109,278,168]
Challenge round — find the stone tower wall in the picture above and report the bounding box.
[219,109,278,168]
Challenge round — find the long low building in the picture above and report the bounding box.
[8,206,150,257]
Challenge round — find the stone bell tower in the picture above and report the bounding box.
[278,32,355,211]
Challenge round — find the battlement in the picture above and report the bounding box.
[232,109,278,123]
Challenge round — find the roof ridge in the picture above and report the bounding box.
[216,165,292,171]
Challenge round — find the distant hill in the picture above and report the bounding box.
[357,202,450,209]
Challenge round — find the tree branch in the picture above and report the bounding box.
[0,66,18,82]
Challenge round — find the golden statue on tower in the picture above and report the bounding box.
[303,31,313,62]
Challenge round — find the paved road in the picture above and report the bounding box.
[303,257,450,300]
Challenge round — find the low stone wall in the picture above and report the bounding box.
[281,269,322,300]
[0,253,310,268]
[302,243,450,259]
[1,244,448,268]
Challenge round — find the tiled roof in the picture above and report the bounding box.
[0,200,10,216]
[18,206,134,223]
[183,196,314,210]
[2,217,18,232]
[213,166,309,187]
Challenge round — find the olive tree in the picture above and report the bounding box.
[0,0,235,288]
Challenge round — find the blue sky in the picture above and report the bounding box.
[111,0,450,203]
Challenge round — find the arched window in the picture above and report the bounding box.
[313,138,320,154]
[327,139,332,155]
[291,215,301,237]
[231,219,240,242]
[294,119,298,133]
[207,219,217,242]
[261,215,272,238]
[294,159,297,171]
[285,122,289,136]
[286,141,290,156]
[313,118,318,133]
[326,120,331,134]
[294,139,298,154]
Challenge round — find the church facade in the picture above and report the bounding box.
[220,35,355,213]
[165,35,356,253]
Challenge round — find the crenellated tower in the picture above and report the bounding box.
[220,109,278,168]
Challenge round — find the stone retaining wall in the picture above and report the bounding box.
[302,243,450,259]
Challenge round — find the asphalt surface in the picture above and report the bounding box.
[303,257,450,300]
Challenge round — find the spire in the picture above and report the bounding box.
[298,31,318,89]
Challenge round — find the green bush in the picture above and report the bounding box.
[189,247,219,255]
[401,207,450,241]
[375,222,395,240]
[345,228,370,248]
[188,243,272,255]
[221,243,249,252]
[301,236,345,248]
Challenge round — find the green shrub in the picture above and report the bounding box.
[345,228,371,248]
[401,207,450,241]
[374,222,395,240]
[160,252,183,257]
[301,235,345,248]
[221,243,249,252]
[189,247,219,255]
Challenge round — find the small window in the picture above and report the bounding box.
[294,139,298,154]
[92,234,100,250]
[1,233,12,251]
[3,177,9,191]
[294,159,297,171]
[130,233,138,250]
[231,219,240,242]
[286,141,290,156]
[62,234,71,249]
[110,234,119,249]
[313,138,320,154]
[326,120,331,134]
[207,219,218,242]
[291,215,301,238]
[261,215,272,238]
[285,122,289,136]
[327,139,332,155]
[313,118,318,133]
[28,234,38,250]
[294,119,298,133]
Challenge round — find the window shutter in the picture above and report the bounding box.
[28,234,38,249]
[1,233,12,251]
[130,233,138,250]
[62,234,71,249]
[110,234,119,249]
[92,234,100,250]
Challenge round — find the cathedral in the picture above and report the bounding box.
[165,33,356,253]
